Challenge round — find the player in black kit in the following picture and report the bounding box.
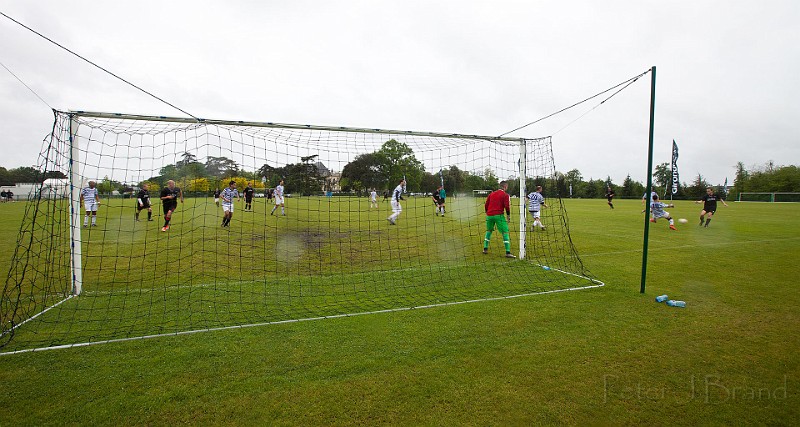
[606,186,615,209]
[243,182,255,211]
[135,183,153,221]
[696,187,729,227]
[159,180,183,232]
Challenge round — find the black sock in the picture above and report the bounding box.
[148,211,152,220]
[705,218,711,226]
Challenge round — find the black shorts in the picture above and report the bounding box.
[703,208,717,214]
[163,203,177,214]
[137,203,151,211]
[245,196,253,202]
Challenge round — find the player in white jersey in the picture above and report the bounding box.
[80,181,101,227]
[369,189,378,209]
[387,179,405,225]
[650,194,677,231]
[270,179,286,216]
[220,180,240,227]
[527,185,547,230]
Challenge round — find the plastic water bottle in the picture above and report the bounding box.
[666,300,686,308]
[655,295,669,303]
[542,266,551,271]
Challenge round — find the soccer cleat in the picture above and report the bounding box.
[669,225,677,231]
[148,218,154,221]
[649,218,656,223]
[540,226,546,231]
[505,253,517,258]
[482,248,488,255]
[387,218,395,225]
[161,226,169,232]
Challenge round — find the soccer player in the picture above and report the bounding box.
[437,185,446,216]
[527,185,547,230]
[270,179,286,216]
[651,194,677,231]
[243,182,255,212]
[696,187,729,227]
[135,183,153,222]
[220,180,239,227]
[387,179,405,225]
[483,181,515,258]
[213,188,221,207]
[642,190,658,220]
[159,180,183,232]
[80,180,101,227]
[431,189,441,216]
[606,186,615,209]
[369,189,378,209]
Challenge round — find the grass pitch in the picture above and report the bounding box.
[0,198,798,425]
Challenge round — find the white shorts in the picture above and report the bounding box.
[391,200,402,214]
[529,210,541,219]
[222,203,234,213]
[274,196,284,205]
[653,210,670,219]
[84,201,98,212]
[214,198,219,204]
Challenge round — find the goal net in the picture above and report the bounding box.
[737,192,800,203]
[0,110,602,353]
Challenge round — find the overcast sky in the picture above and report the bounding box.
[1,1,798,185]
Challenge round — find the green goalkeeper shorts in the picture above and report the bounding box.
[485,214,509,233]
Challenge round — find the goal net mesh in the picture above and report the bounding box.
[0,110,600,353]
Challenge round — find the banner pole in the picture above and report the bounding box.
[640,66,656,294]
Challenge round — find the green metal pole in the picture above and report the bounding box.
[640,66,656,294]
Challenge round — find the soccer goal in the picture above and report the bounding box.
[737,192,800,203]
[0,110,603,354]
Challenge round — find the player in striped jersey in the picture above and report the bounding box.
[80,181,101,227]
[527,185,547,230]
[651,194,677,231]
[220,180,240,227]
[387,179,405,225]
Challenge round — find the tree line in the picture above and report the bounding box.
[2,149,797,200]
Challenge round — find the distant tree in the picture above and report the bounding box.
[205,156,239,178]
[9,166,41,183]
[685,174,711,198]
[96,176,122,194]
[463,173,488,192]
[176,152,199,169]
[443,165,466,195]
[621,174,644,199]
[188,177,210,193]
[341,152,385,192]
[0,167,12,185]
[375,139,425,192]
[653,162,671,195]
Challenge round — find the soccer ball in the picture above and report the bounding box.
[678,218,688,224]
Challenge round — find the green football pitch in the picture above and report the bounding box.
[0,198,797,425]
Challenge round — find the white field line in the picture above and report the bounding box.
[0,269,604,356]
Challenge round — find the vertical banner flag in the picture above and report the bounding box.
[724,177,728,194]
[439,169,444,188]
[671,140,680,195]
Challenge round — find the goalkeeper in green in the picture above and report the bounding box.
[483,181,515,258]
